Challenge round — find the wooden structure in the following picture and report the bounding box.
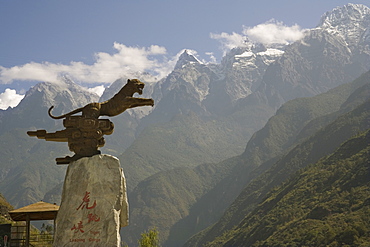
[9,201,59,246]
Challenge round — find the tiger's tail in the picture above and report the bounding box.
[48,106,83,119]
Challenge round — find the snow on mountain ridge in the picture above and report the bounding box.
[222,39,285,71]
[319,3,370,26]
[23,76,99,110]
[174,50,203,70]
[215,43,285,102]
[318,3,370,46]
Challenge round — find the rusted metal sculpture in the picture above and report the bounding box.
[27,79,154,164]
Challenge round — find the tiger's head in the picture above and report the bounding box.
[116,79,146,97]
[124,79,145,96]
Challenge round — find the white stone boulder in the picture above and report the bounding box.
[54,154,128,247]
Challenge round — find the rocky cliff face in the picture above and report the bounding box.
[319,3,370,47]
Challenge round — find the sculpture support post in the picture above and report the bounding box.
[26,214,30,247]
[53,155,128,247]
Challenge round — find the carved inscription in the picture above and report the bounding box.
[76,191,97,210]
[70,191,101,243]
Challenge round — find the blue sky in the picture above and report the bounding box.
[0,0,369,109]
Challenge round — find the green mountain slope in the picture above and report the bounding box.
[120,160,237,245]
[0,128,67,207]
[190,97,370,246]
[212,129,370,246]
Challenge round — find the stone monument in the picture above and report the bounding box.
[53,155,127,246]
[27,79,154,246]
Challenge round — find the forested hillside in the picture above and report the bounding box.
[185,73,370,246]
[208,129,370,246]
[0,193,13,224]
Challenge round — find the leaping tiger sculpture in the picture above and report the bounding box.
[48,79,154,119]
[27,79,154,164]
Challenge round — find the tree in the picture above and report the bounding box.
[138,227,160,247]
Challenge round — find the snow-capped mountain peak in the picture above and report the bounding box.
[319,3,370,26]
[318,3,370,46]
[174,50,202,70]
[22,77,99,113]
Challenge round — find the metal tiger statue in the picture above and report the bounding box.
[28,79,154,164]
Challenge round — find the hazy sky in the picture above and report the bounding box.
[0,0,369,108]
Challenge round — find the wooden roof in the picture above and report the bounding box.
[9,201,59,221]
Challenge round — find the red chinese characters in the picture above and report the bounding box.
[87,213,100,223]
[71,191,101,238]
[76,191,97,210]
[71,221,85,233]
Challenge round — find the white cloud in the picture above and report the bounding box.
[210,32,246,54]
[243,20,305,45]
[211,20,306,53]
[0,42,174,85]
[0,88,25,110]
[205,52,217,63]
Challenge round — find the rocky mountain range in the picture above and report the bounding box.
[0,3,369,246]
